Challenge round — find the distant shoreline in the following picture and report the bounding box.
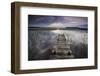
[28,27,88,31]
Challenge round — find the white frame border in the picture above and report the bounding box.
[20,6,95,70]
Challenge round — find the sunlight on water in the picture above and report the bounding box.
[52,29,63,34]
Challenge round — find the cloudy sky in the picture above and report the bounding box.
[28,15,88,28]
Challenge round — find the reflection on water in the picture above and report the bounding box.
[28,29,88,60]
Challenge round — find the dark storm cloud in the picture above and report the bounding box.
[28,15,88,28]
[28,15,55,25]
